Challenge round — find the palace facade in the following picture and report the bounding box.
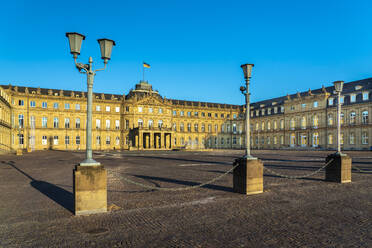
[0,77,371,153]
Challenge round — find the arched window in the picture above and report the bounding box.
[273,121,277,130]
[362,132,369,144]
[362,111,369,124]
[138,119,143,128]
[148,119,153,128]
[313,115,318,128]
[267,121,271,130]
[172,123,177,131]
[180,122,184,132]
[158,120,163,128]
[261,122,265,131]
[280,119,284,129]
[115,136,120,145]
[290,133,296,147]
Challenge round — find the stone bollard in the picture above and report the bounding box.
[325,153,352,183]
[16,149,23,156]
[73,165,107,215]
[233,157,263,195]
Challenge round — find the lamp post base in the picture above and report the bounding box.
[73,164,107,215]
[233,157,263,195]
[325,153,352,183]
[16,149,23,156]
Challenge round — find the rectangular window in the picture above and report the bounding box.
[187,112,191,117]
[106,106,110,112]
[106,136,111,145]
[115,106,120,112]
[158,108,163,114]
[115,120,120,130]
[173,110,177,116]
[54,117,59,128]
[75,104,80,110]
[42,117,47,128]
[19,100,24,106]
[363,92,369,101]
[65,103,70,109]
[180,111,184,116]
[233,114,237,119]
[65,136,70,145]
[362,132,369,145]
[42,136,47,145]
[53,136,58,145]
[202,112,205,117]
[350,133,355,145]
[138,106,142,112]
[208,113,211,117]
[125,120,129,130]
[350,94,356,103]
[53,103,59,109]
[96,105,101,111]
[19,134,24,145]
[65,118,70,128]
[301,103,306,108]
[30,116,35,128]
[96,119,101,129]
[42,102,47,108]
[194,112,198,117]
[96,136,101,145]
[76,136,80,145]
[106,119,110,129]
[30,101,36,107]
[313,101,318,108]
[18,114,24,128]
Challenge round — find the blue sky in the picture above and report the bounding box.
[1,0,372,104]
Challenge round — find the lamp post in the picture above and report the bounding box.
[240,64,255,159]
[334,80,344,155]
[65,32,115,166]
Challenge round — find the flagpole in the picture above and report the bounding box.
[142,63,145,81]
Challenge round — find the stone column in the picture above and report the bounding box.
[233,157,263,195]
[325,153,352,183]
[150,132,154,149]
[168,134,172,149]
[135,135,139,149]
[160,133,164,149]
[139,132,143,150]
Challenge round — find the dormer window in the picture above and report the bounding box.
[350,94,356,103]
[328,98,334,105]
[355,85,362,90]
[363,92,369,101]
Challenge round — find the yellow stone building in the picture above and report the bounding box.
[0,77,371,153]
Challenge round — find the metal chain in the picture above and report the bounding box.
[263,159,334,179]
[116,162,240,191]
[352,165,372,174]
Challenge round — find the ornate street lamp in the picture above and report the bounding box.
[240,64,255,159]
[334,80,344,155]
[66,32,116,166]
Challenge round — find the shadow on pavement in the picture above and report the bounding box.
[1,161,74,213]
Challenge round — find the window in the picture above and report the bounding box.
[261,109,265,116]
[138,106,143,113]
[221,137,224,145]
[53,103,58,109]
[173,110,177,116]
[19,100,24,106]
[340,133,344,145]
[65,103,70,109]
[30,116,35,128]
[96,136,101,145]
[328,98,334,105]
[115,106,120,112]
[187,123,191,132]
[19,134,24,145]
[115,136,120,145]
[301,103,306,108]
[350,133,355,145]
[158,108,163,114]
[267,122,271,130]
[350,94,356,103]
[290,118,295,129]
[280,120,284,130]
[313,115,318,128]
[96,119,101,129]
[201,123,205,132]
[274,107,278,114]
[328,134,333,145]
[180,123,184,132]
[76,136,80,145]
[301,116,307,129]
[173,123,177,131]
[273,121,277,130]
[158,120,163,128]
[233,136,237,145]
[274,136,277,145]
[76,118,80,129]
[280,135,284,145]
[261,122,265,131]
[65,136,70,145]
[18,114,24,128]
[215,124,218,132]
[106,136,111,145]
[362,111,368,124]
[208,124,211,133]
[281,106,284,112]
[180,111,184,116]
[194,112,198,117]
[233,114,237,119]
[65,118,70,128]
[328,114,333,126]
[96,105,101,111]
[138,119,143,128]
[54,117,59,128]
[362,132,369,144]
[313,101,318,108]
[75,104,80,110]
[194,123,198,132]
[340,96,344,104]
[115,120,120,130]
[40,102,47,108]
[290,106,295,110]
[148,119,153,128]
[208,113,212,117]
[268,109,271,115]
[106,106,110,112]
[350,112,356,124]
[362,92,369,101]
[125,120,129,129]
[42,117,47,128]
[232,123,237,133]
[187,112,191,117]
[215,113,218,118]
[221,124,225,133]
[106,119,110,129]
[30,101,36,107]
[42,136,47,145]
[53,136,58,145]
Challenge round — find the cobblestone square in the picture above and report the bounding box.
[0,150,371,247]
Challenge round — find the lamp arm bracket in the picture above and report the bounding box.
[94,63,107,73]
[74,58,89,73]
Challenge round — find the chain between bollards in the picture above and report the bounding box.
[116,161,240,191]
[352,165,372,174]
[263,159,334,179]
